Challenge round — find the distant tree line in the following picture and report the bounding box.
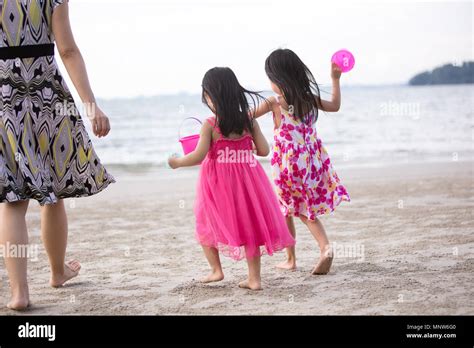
[409,62,474,85]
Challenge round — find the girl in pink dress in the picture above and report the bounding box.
[255,49,350,275]
[169,67,295,290]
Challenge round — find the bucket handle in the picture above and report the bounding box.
[178,117,203,140]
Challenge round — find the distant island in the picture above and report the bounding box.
[409,62,474,85]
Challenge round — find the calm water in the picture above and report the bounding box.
[90,85,473,169]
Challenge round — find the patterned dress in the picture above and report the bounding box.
[0,0,114,205]
[271,100,350,220]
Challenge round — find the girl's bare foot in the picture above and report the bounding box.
[312,253,333,275]
[276,259,296,270]
[200,270,224,283]
[238,279,262,291]
[50,260,81,288]
[7,286,30,311]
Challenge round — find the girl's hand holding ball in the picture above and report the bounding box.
[331,62,342,80]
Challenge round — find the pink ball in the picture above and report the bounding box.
[331,49,355,73]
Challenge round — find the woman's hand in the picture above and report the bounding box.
[331,62,342,80]
[168,155,181,169]
[88,106,111,138]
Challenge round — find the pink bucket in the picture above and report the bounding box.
[178,117,202,155]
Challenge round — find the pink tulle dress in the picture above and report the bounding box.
[194,117,295,260]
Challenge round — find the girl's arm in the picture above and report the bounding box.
[52,3,110,138]
[251,120,270,157]
[253,97,276,118]
[168,122,213,169]
[317,63,342,112]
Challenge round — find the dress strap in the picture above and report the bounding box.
[272,96,284,127]
[206,117,222,138]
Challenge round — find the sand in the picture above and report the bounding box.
[0,160,473,315]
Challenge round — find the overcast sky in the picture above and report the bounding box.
[58,0,473,99]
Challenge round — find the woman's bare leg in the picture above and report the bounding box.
[299,215,333,274]
[239,254,262,290]
[200,246,224,283]
[41,200,81,287]
[0,201,30,310]
[276,216,297,270]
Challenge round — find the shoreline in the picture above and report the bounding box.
[104,157,474,177]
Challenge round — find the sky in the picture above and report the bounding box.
[57,0,473,99]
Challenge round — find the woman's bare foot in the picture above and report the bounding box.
[200,270,224,283]
[312,253,333,275]
[50,260,81,288]
[7,286,30,311]
[276,259,296,271]
[238,279,262,291]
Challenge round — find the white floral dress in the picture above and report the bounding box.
[271,102,350,220]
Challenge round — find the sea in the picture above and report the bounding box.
[88,84,473,171]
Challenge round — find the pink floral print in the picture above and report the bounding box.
[271,108,350,220]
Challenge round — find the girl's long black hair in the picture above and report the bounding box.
[202,67,263,138]
[265,49,322,124]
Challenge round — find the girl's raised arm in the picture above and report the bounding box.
[168,122,213,168]
[252,97,276,118]
[316,63,342,112]
[251,120,270,157]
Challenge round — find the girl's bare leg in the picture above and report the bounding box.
[299,215,333,274]
[276,216,297,270]
[200,246,224,283]
[0,201,30,310]
[41,200,81,287]
[239,254,262,291]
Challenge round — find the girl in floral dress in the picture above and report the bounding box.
[254,49,350,275]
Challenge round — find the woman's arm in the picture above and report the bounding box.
[168,122,213,169]
[251,119,270,157]
[317,63,342,112]
[52,3,110,138]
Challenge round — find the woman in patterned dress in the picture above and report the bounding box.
[255,49,350,275]
[0,0,115,310]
